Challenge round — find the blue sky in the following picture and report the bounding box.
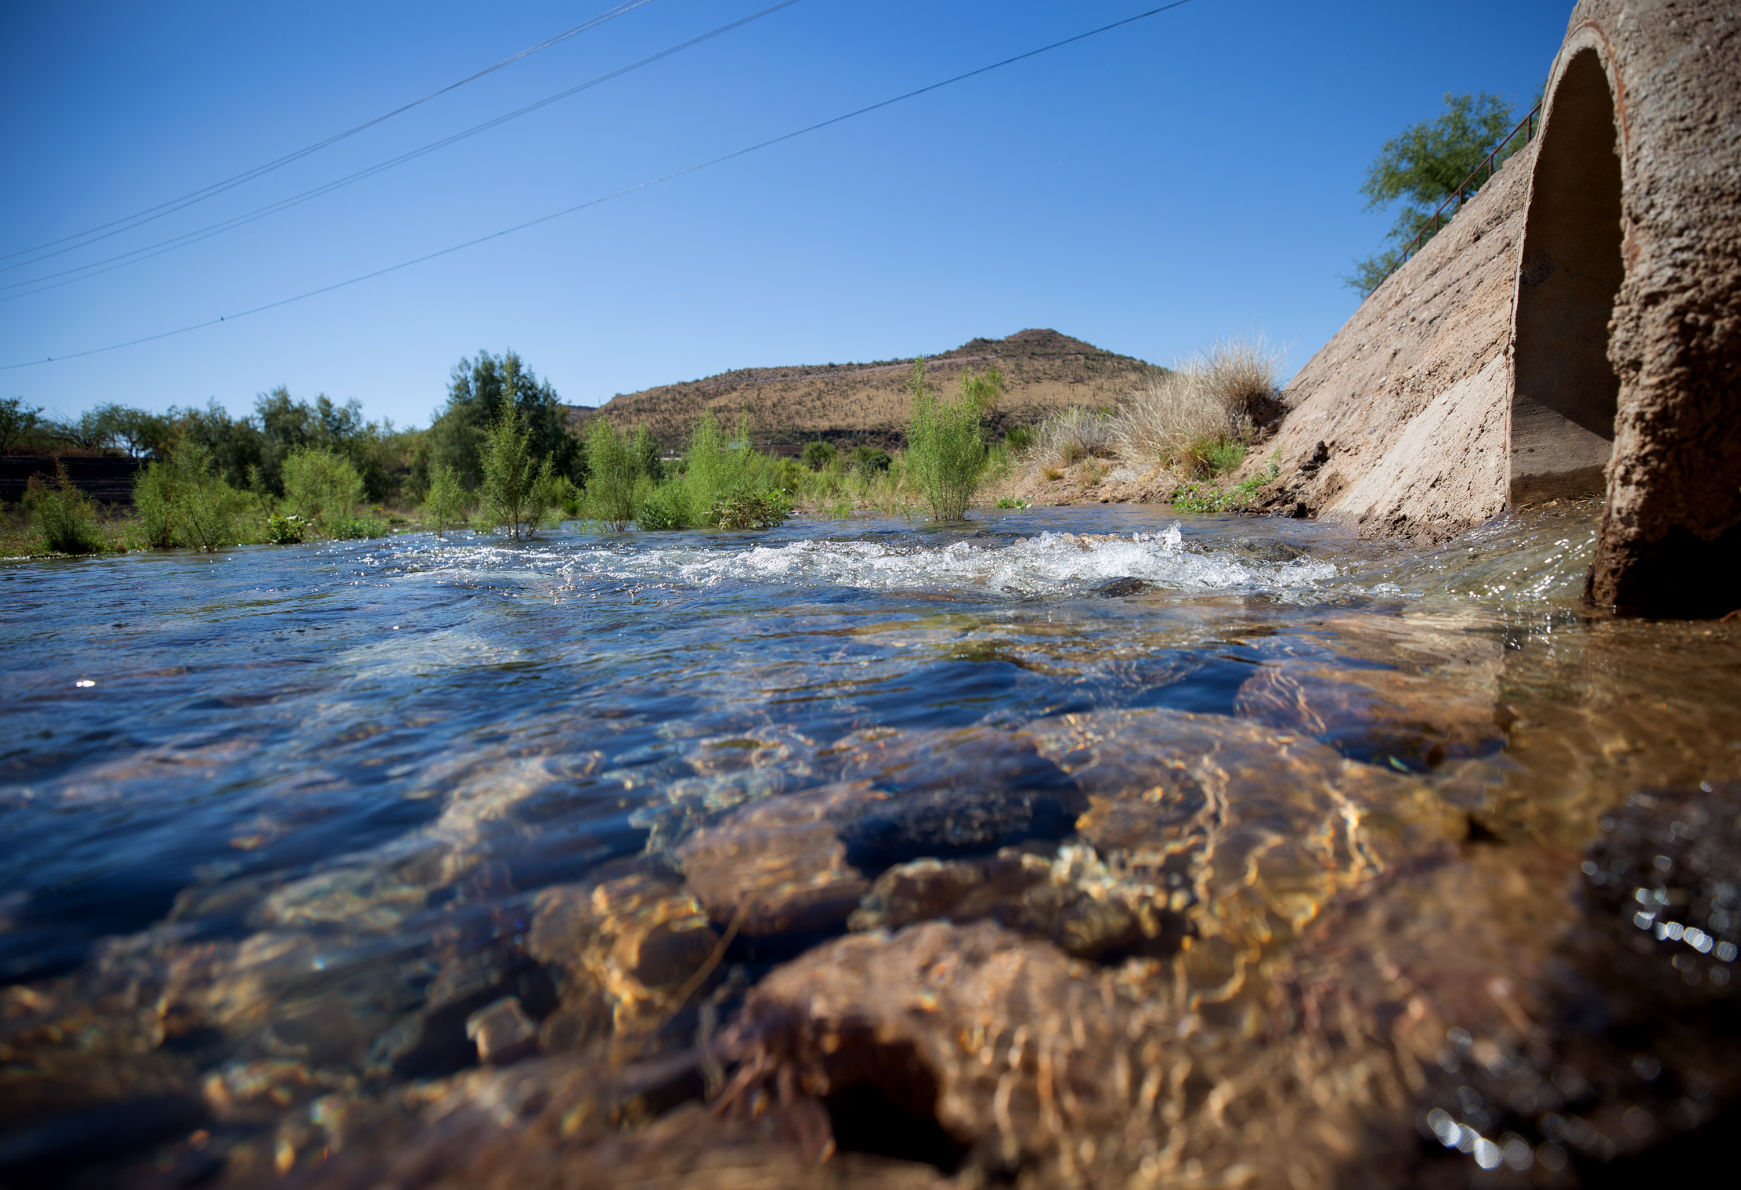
[1,0,1570,430]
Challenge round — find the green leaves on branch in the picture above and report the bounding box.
[1348,92,1520,296]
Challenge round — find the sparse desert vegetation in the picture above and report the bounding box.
[994,336,1286,512]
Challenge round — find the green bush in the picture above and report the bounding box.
[801,440,837,470]
[133,446,244,551]
[283,447,365,534]
[708,489,792,531]
[905,359,996,522]
[265,513,307,544]
[422,461,469,535]
[584,418,640,531]
[635,474,688,531]
[26,463,103,554]
[328,515,389,540]
[852,446,892,475]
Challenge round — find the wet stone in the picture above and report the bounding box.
[1089,576,1153,597]
[1234,660,1509,770]
[464,996,538,1067]
[527,867,720,1038]
[675,783,885,938]
[723,919,1161,1176]
[848,844,1151,960]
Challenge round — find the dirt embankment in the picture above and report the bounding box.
[1245,141,1538,541]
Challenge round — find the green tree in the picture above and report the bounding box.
[905,359,991,521]
[1348,92,1519,295]
[0,397,43,453]
[426,350,577,492]
[479,397,539,540]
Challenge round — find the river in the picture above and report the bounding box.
[4,503,1740,1186]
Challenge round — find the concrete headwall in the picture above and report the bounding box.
[1260,0,1741,616]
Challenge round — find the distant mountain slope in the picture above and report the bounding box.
[567,329,1163,450]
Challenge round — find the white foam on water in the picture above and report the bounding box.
[549,525,1337,599]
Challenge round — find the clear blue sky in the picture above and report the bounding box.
[1,0,1570,431]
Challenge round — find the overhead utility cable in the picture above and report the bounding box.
[1,0,1199,371]
[0,0,808,302]
[0,0,656,267]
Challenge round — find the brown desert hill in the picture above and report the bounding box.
[566,328,1164,451]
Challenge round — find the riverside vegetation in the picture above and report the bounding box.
[2,336,1284,558]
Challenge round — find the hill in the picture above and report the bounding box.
[567,329,1163,451]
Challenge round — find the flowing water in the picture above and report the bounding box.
[4,503,1741,1187]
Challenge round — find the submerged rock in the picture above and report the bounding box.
[527,867,720,1044]
[676,783,886,938]
[721,919,1160,1177]
[847,844,1151,960]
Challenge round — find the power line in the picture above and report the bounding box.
[0,0,809,302]
[0,0,657,268]
[2,1,1200,372]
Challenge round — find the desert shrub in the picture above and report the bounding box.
[584,418,640,531]
[1115,337,1282,469]
[132,461,179,549]
[1032,406,1117,467]
[133,446,244,551]
[422,462,469,535]
[26,464,103,554]
[1004,425,1035,454]
[801,440,837,470]
[283,447,365,534]
[905,359,990,522]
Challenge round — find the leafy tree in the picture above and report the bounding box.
[479,397,539,540]
[427,350,576,492]
[0,397,43,453]
[171,399,266,490]
[1347,92,1519,295]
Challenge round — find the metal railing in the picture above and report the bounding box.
[1387,100,1544,278]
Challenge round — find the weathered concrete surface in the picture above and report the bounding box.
[1567,0,1741,614]
[1253,141,1533,543]
[1262,0,1741,614]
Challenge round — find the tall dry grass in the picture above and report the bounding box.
[1113,336,1282,473]
[1030,406,1119,468]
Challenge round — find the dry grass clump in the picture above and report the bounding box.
[1030,406,1119,468]
[1113,336,1282,474]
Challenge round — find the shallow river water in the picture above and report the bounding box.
[4,504,1741,1188]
